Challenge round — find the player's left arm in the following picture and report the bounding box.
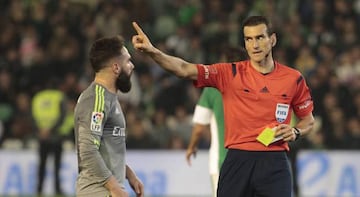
[126,165,144,197]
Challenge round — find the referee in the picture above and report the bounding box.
[132,16,315,197]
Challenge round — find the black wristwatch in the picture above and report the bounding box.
[293,127,301,141]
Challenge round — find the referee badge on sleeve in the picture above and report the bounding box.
[275,103,289,123]
[90,111,104,135]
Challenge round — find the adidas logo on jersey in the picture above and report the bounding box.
[260,86,269,93]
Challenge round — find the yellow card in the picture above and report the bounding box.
[256,127,276,146]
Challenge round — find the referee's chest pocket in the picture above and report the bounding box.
[235,88,259,100]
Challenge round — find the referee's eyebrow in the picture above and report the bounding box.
[244,34,265,40]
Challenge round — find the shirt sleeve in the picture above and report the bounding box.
[193,63,233,93]
[193,105,212,124]
[193,88,213,124]
[77,95,112,185]
[292,75,314,118]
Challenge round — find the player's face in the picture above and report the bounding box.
[116,47,134,93]
[243,24,274,62]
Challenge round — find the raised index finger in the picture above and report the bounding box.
[132,22,145,36]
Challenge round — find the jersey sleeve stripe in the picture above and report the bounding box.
[100,86,105,112]
[94,85,105,112]
[94,85,98,111]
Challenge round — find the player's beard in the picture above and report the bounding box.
[116,72,132,93]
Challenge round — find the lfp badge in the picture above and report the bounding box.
[91,111,104,133]
[275,103,289,123]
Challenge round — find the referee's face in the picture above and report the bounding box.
[116,47,134,93]
[244,24,275,63]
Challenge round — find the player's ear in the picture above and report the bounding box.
[270,33,277,47]
[112,63,120,74]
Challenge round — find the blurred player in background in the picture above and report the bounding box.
[132,15,314,197]
[186,46,248,197]
[74,36,144,197]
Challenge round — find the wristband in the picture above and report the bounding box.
[293,127,301,141]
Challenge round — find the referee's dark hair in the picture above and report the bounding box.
[242,16,275,36]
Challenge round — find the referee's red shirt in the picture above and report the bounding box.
[194,60,313,151]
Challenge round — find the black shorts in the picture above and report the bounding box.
[217,149,292,197]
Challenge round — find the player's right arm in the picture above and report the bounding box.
[132,22,198,80]
[186,122,210,166]
[77,114,114,186]
[186,94,213,166]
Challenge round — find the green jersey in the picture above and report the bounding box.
[193,87,227,174]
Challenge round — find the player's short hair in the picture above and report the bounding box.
[89,35,124,72]
[242,16,274,36]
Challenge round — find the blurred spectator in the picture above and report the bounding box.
[150,108,172,149]
[31,80,68,195]
[0,68,15,141]
[126,113,159,149]
[325,107,348,149]
[351,91,360,119]
[137,70,156,117]
[59,72,82,100]
[294,45,317,75]
[166,25,191,58]
[327,73,354,117]
[288,33,304,66]
[9,92,34,144]
[47,23,81,76]
[346,117,360,149]
[168,134,186,150]
[336,49,358,86]
[94,2,124,37]
[167,105,193,146]
[154,73,187,115]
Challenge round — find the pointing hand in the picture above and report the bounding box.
[132,22,154,53]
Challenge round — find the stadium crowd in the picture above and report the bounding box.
[0,0,359,151]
